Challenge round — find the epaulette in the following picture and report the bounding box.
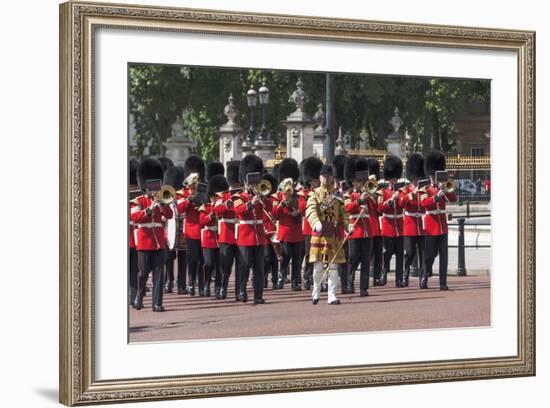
[129,196,142,207]
[198,204,207,212]
[215,191,224,199]
[297,190,306,197]
[231,191,242,200]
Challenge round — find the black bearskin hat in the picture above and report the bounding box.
[137,158,164,191]
[129,159,139,186]
[424,150,446,177]
[206,161,225,180]
[207,174,229,196]
[332,155,347,180]
[406,153,425,179]
[383,155,403,179]
[163,166,185,189]
[301,156,323,186]
[226,161,240,185]
[262,173,277,195]
[366,158,380,181]
[157,157,174,172]
[184,155,205,182]
[239,154,264,184]
[344,156,369,183]
[278,158,300,182]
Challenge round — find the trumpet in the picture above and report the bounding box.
[362,175,378,195]
[441,179,456,194]
[155,185,177,205]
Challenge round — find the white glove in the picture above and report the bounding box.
[314,222,323,233]
[348,224,355,234]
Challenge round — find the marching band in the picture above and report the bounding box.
[128,151,456,311]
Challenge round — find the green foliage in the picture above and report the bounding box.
[129,64,490,161]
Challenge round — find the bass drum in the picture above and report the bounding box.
[165,217,177,250]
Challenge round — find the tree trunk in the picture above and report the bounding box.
[375,118,386,150]
[422,109,431,155]
[431,110,441,151]
[440,126,450,152]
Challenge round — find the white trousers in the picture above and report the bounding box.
[312,261,339,303]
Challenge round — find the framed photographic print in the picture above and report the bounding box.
[59,0,535,405]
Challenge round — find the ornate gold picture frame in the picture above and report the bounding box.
[59,1,535,405]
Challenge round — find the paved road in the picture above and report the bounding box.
[129,274,490,343]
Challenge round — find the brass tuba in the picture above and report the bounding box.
[364,175,378,195]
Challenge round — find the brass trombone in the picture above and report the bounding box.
[155,185,177,205]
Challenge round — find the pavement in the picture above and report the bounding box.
[129,274,490,343]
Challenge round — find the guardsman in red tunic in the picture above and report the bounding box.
[232,155,267,304]
[128,159,140,307]
[420,151,457,290]
[272,158,303,290]
[177,155,206,296]
[344,157,377,296]
[162,166,185,294]
[213,160,241,300]
[298,157,323,291]
[130,159,174,312]
[365,158,384,286]
[199,174,228,298]
[332,155,350,292]
[261,173,279,290]
[378,155,405,287]
[398,153,426,287]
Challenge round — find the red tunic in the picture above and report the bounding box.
[272,191,304,243]
[176,193,201,240]
[213,191,237,245]
[398,184,425,237]
[233,191,267,247]
[129,223,136,248]
[344,190,377,239]
[420,185,457,236]
[130,195,173,251]
[378,187,404,238]
[298,188,312,236]
[262,195,276,241]
[199,202,219,249]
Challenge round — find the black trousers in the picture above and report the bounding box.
[164,250,176,290]
[339,241,350,289]
[302,236,314,285]
[349,238,373,291]
[264,244,278,286]
[137,250,165,307]
[203,247,220,291]
[370,236,383,282]
[176,249,187,290]
[423,234,448,288]
[239,245,265,300]
[186,238,203,290]
[383,236,404,285]
[220,243,239,296]
[404,236,424,284]
[129,247,139,303]
[279,241,302,286]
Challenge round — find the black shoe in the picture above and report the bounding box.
[284,278,291,284]
[253,298,265,304]
[373,280,384,287]
[189,286,195,296]
[237,292,248,303]
[219,288,227,299]
[291,285,302,291]
[360,289,368,297]
[321,283,328,292]
[177,288,187,295]
[272,282,278,290]
[133,297,143,310]
[304,281,311,290]
[152,305,165,312]
[312,298,319,305]
[440,285,449,291]
[346,285,354,294]
[420,281,428,289]
[277,282,284,289]
[341,288,353,294]
[164,287,173,294]
[329,299,341,305]
[396,282,403,288]
[203,286,211,297]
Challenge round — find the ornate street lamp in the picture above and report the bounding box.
[244,84,257,147]
[258,81,270,142]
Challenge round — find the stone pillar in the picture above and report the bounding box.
[164,115,196,167]
[283,79,315,163]
[218,94,245,163]
[386,106,406,159]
